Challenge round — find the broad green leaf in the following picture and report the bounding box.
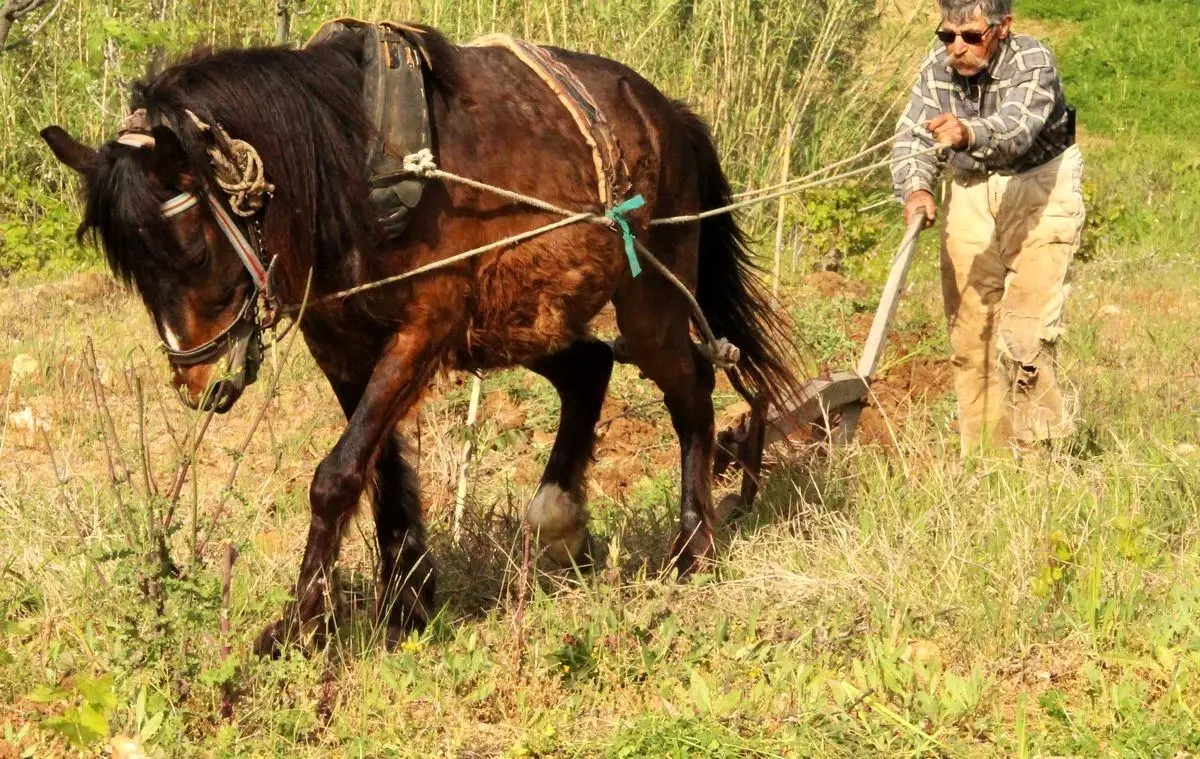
[689,670,712,715]
[27,684,70,704]
[140,710,164,743]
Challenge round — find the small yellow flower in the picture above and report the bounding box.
[748,666,764,681]
[562,664,570,672]
[401,639,423,654]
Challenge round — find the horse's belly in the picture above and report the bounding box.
[461,248,618,368]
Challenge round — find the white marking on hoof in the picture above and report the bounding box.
[526,484,588,566]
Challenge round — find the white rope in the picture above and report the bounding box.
[310,134,945,370]
[402,148,438,177]
[317,212,597,305]
[650,143,947,226]
[730,124,927,201]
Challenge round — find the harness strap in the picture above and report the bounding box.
[159,189,269,291]
[161,192,199,218]
[203,192,269,290]
[468,33,631,208]
[160,295,256,366]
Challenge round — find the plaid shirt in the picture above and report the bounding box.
[891,34,1074,200]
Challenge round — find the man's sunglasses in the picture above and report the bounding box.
[936,25,994,45]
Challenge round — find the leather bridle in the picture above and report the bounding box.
[153,185,278,368]
[116,131,278,372]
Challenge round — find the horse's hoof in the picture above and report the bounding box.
[714,493,746,524]
[379,595,432,645]
[254,612,328,658]
[253,619,290,659]
[672,529,715,581]
[526,484,592,568]
[540,529,606,575]
[572,531,608,574]
[377,558,436,642]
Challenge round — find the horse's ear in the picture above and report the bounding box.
[40,126,99,175]
[148,124,189,183]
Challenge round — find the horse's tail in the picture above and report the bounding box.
[678,103,806,406]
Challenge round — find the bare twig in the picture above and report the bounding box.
[195,271,312,561]
[274,0,290,46]
[594,401,660,435]
[843,686,877,714]
[219,542,238,720]
[3,0,63,51]
[84,340,138,546]
[513,524,531,667]
[41,428,109,588]
[161,408,215,531]
[86,339,138,498]
[134,375,158,498]
[772,121,795,300]
[0,0,45,52]
[0,371,16,459]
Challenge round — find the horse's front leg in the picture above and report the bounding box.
[255,327,449,657]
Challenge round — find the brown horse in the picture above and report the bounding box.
[41,24,801,655]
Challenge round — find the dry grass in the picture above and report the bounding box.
[1,232,1198,755]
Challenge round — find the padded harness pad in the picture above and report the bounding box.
[307,18,432,237]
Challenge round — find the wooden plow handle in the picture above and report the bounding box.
[856,210,926,381]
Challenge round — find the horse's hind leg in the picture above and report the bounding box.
[613,263,718,578]
[370,432,434,643]
[524,338,614,568]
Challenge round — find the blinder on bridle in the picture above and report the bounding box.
[115,118,280,388]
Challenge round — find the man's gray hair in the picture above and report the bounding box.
[939,0,1013,24]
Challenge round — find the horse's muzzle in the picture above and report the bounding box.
[173,322,261,414]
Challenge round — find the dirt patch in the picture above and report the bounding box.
[856,355,953,447]
[802,271,871,302]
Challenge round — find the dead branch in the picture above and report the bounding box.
[161,408,215,530]
[41,428,110,588]
[134,375,158,499]
[219,542,238,720]
[275,0,290,46]
[0,0,62,53]
[195,272,312,562]
[84,339,139,546]
[85,339,138,498]
[513,524,531,667]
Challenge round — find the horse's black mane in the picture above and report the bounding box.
[80,25,462,306]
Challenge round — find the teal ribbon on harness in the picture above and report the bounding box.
[606,194,646,277]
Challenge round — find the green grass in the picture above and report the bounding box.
[3,0,1200,756]
[1022,0,1199,140]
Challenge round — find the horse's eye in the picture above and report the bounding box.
[182,237,209,267]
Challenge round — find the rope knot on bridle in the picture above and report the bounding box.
[186,109,275,217]
[401,148,439,178]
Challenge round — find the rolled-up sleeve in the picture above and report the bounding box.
[960,58,1059,162]
[891,66,946,200]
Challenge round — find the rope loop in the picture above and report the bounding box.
[186,109,275,217]
[699,338,742,371]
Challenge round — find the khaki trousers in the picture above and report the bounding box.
[940,145,1085,452]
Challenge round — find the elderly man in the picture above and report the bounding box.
[892,0,1084,453]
